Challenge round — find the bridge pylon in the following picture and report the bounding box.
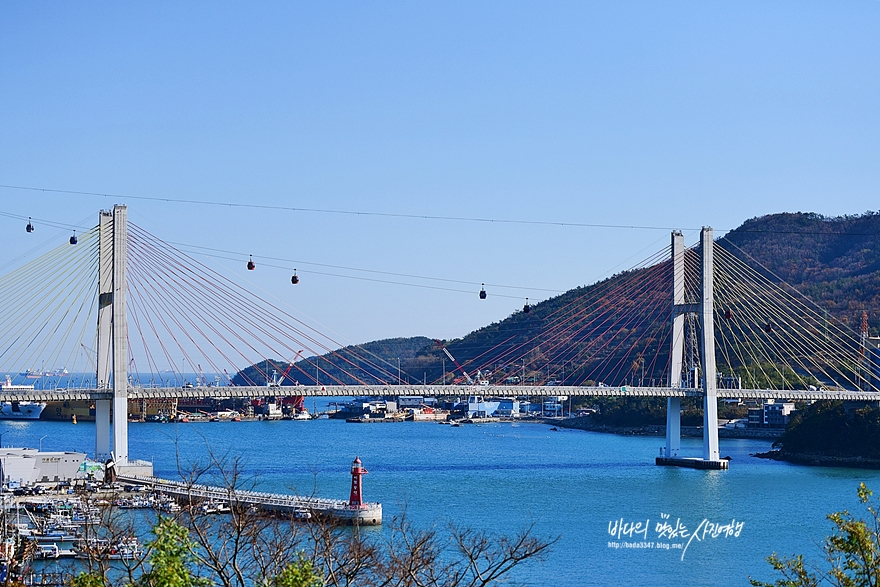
[660,227,726,470]
[95,205,129,465]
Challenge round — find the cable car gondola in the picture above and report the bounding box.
[291,270,299,285]
[724,309,732,321]
[764,322,774,333]
[247,255,255,271]
[523,298,530,313]
[69,231,77,245]
[26,217,34,233]
[479,284,487,300]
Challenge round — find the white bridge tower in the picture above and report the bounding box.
[662,227,725,469]
[95,205,129,465]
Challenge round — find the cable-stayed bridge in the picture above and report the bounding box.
[1,205,878,470]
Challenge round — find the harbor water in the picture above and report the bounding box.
[3,405,879,587]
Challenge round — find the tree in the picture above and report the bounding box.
[135,516,210,587]
[751,483,880,587]
[261,556,323,587]
[71,517,208,587]
[64,453,553,587]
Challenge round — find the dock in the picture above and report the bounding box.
[345,416,405,424]
[117,474,382,525]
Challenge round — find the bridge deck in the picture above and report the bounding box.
[2,384,878,402]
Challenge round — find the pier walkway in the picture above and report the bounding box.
[117,474,382,525]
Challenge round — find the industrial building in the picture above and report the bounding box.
[0,448,87,487]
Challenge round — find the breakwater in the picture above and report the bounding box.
[117,474,382,525]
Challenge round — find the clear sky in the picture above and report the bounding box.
[1,2,878,347]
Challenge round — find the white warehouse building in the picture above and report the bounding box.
[0,448,87,487]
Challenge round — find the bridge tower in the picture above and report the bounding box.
[95,205,129,464]
[664,231,685,458]
[662,227,723,468]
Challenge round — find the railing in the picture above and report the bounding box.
[3,384,879,402]
[118,475,378,512]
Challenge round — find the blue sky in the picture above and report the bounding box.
[1,2,878,346]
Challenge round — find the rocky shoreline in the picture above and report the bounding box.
[546,416,784,440]
[545,417,880,469]
[752,450,880,469]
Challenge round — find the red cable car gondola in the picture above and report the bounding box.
[764,322,774,333]
[724,309,732,320]
[247,255,255,270]
[291,270,299,284]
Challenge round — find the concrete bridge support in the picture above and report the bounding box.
[95,205,129,465]
[665,231,685,458]
[700,227,720,462]
[660,227,725,469]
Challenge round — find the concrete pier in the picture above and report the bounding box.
[117,474,382,525]
[655,457,729,470]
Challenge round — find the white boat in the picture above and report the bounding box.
[1,374,36,391]
[0,401,46,420]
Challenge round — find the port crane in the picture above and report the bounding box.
[434,340,473,385]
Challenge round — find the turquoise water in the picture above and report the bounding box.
[4,411,879,587]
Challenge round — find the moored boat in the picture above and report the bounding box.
[0,376,46,419]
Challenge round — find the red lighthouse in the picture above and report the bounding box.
[348,456,368,508]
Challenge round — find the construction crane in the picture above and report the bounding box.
[434,339,473,385]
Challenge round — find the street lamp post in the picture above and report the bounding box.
[39,435,47,452]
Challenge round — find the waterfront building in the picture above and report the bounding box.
[495,398,521,416]
[747,400,796,429]
[0,448,86,486]
[466,396,500,417]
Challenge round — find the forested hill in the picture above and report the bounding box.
[720,211,880,333]
[235,211,880,387]
[231,337,432,386]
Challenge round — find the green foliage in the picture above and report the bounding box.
[587,397,703,427]
[69,573,106,587]
[727,362,820,391]
[750,483,880,587]
[582,397,747,427]
[261,555,323,587]
[776,401,880,459]
[136,516,210,587]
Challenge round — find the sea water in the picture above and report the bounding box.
[4,408,878,587]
